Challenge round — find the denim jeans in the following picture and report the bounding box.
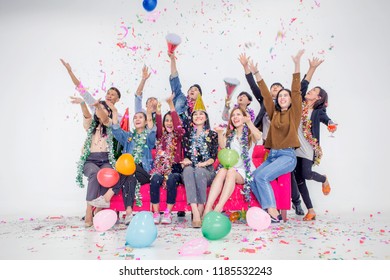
[250,148,297,209]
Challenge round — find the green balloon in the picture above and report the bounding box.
[202,211,232,240]
[218,148,239,169]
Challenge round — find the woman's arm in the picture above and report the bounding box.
[291,50,304,124]
[239,53,263,105]
[244,117,262,142]
[214,126,226,149]
[249,60,275,119]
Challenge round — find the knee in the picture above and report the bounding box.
[84,165,100,178]
[226,168,236,179]
[194,167,205,177]
[150,174,163,188]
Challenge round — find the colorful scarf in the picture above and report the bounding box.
[301,102,323,165]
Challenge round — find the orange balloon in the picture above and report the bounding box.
[115,153,136,175]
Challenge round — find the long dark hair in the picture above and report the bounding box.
[275,88,292,112]
[312,86,328,109]
[92,100,112,136]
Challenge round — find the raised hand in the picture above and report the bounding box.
[309,57,324,68]
[156,101,162,114]
[238,53,250,67]
[292,49,305,64]
[69,96,83,104]
[60,59,71,71]
[105,100,117,113]
[248,59,259,74]
[142,65,151,80]
[214,125,225,133]
[167,51,175,60]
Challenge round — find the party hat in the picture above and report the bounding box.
[192,94,206,113]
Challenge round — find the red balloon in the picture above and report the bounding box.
[97,168,120,188]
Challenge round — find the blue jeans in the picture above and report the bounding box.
[250,148,297,209]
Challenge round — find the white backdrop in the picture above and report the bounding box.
[0,0,389,219]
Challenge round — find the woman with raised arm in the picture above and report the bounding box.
[291,57,337,221]
[149,94,185,224]
[70,96,117,227]
[248,50,304,223]
[88,103,156,225]
[203,107,262,217]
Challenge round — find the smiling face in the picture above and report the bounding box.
[187,86,200,101]
[133,112,147,129]
[163,113,173,133]
[277,90,292,111]
[105,88,120,104]
[230,108,245,128]
[192,110,207,126]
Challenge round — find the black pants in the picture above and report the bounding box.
[111,164,151,209]
[291,157,326,209]
[150,173,182,205]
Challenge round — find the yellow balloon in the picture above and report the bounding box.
[115,153,136,175]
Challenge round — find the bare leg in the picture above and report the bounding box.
[203,169,227,217]
[85,204,93,227]
[103,188,115,202]
[166,204,174,212]
[214,169,244,212]
[152,203,159,213]
[191,203,201,227]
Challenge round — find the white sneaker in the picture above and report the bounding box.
[153,212,161,224]
[88,196,110,208]
[124,215,132,225]
[161,211,172,224]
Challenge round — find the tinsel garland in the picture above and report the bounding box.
[301,102,323,165]
[225,125,253,202]
[75,120,116,188]
[135,181,142,207]
[131,129,148,165]
[190,128,211,166]
[150,132,177,189]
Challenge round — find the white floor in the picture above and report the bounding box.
[0,210,389,260]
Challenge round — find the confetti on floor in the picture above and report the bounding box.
[0,211,388,260]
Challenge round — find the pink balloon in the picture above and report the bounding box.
[246,207,271,231]
[179,237,209,256]
[93,209,117,232]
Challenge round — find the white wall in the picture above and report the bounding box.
[1,0,389,218]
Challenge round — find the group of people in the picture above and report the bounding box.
[61,47,336,228]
